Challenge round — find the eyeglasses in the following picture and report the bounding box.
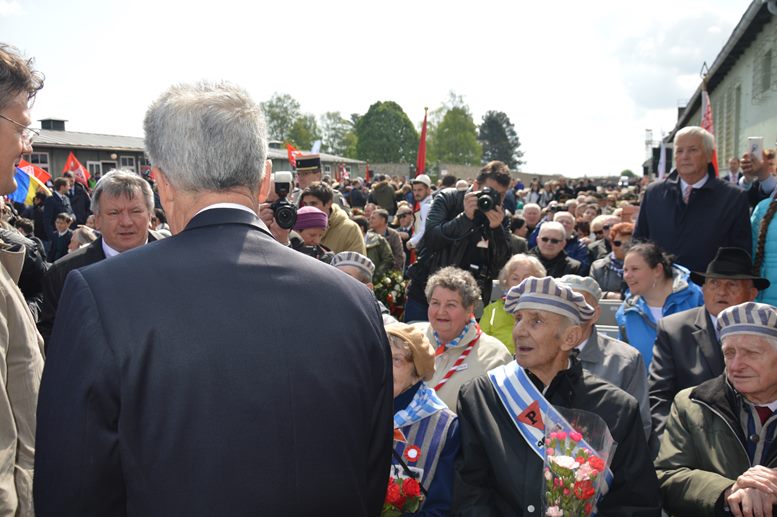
[540,237,563,245]
[602,224,612,231]
[0,113,39,144]
[593,230,604,236]
[612,237,631,247]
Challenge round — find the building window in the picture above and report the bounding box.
[119,155,136,172]
[22,152,49,171]
[87,161,102,177]
[762,50,772,94]
[324,164,331,174]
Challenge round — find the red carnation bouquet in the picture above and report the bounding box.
[382,476,423,516]
[542,408,616,516]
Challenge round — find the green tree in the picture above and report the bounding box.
[288,114,321,151]
[319,111,352,156]
[426,91,467,163]
[261,93,301,142]
[478,110,524,169]
[356,101,418,163]
[621,169,636,177]
[433,107,482,165]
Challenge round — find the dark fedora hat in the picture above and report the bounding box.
[690,247,770,291]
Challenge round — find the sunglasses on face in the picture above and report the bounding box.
[540,237,563,245]
[612,237,631,246]
[593,230,604,236]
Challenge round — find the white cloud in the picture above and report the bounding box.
[0,0,22,16]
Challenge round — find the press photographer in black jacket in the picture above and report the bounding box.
[404,161,512,322]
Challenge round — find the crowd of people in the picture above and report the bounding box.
[2,42,777,516]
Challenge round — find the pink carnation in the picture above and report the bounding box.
[570,431,583,442]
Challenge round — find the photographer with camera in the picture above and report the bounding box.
[404,161,512,323]
[258,170,298,246]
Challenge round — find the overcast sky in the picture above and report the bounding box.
[1,0,753,177]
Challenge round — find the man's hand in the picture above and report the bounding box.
[727,485,777,517]
[742,152,769,182]
[733,466,777,497]
[485,205,505,229]
[463,191,478,220]
[258,202,291,245]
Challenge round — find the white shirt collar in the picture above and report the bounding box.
[575,336,590,353]
[102,236,149,258]
[680,174,709,191]
[194,203,257,217]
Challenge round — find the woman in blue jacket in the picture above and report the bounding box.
[751,150,777,305]
[615,242,704,368]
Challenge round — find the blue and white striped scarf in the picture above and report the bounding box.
[394,382,449,429]
[432,316,477,350]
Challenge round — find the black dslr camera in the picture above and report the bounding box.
[475,187,501,212]
[270,171,297,230]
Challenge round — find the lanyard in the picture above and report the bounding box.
[433,329,481,391]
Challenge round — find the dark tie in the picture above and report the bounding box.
[755,406,773,425]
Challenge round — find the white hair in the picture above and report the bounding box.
[539,221,567,240]
[498,254,546,290]
[674,126,715,158]
[144,81,268,194]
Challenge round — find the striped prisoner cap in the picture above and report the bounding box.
[331,251,375,278]
[504,276,595,324]
[716,302,777,340]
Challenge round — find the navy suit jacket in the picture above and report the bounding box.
[42,192,73,241]
[35,207,393,516]
[633,167,751,273]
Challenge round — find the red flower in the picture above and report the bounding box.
[386,478,404,508]
[585,503,593,513]
[588,456,605,472]
[573,480,596,500]
[403,477,421,498]
[404,445,422,463]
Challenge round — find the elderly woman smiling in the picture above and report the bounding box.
[387,324,460,516]
[418,267,512,412]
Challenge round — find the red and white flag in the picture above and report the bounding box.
[62,151,91,185]
[700,89,719,176]
[286,144,302,169]
[18,158,51,184]
[416,108,428,176]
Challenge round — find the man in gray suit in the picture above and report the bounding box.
[560,275,652,444]
[648,247,768,437]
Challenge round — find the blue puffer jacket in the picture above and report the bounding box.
[751,196,777,306]
[615,264,704,368]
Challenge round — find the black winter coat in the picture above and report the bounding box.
[408,187,511,302]
[453,359,661,516]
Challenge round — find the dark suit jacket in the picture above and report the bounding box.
[42,192,73,241]
[34,208,393,517]
[648,306,724,437]
[47,230,72,262]
[38,232,163,345]
[633,167,751,273]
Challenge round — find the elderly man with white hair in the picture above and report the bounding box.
[35,82,393,516]
[454,276,661,516]
[527,220,582,278]
[634,125,751,273]
[656,302,777,516]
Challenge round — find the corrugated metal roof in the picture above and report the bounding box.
[34,130,364,164]
[35,130,144,151]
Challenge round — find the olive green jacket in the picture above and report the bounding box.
[655,375,777,516]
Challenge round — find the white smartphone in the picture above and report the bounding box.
[748,136,764,159]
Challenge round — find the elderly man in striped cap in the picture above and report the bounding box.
[656,302,777,517]
[453,276,660,516]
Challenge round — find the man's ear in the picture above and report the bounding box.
[560,324,582,352]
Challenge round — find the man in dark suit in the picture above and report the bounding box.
[38,169,163,345]
[634,126,751,273]
[34,82,393,517]
[648,247,768,436]
[41,177,73,245]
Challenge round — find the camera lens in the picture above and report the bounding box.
[275,204,297,230]
[477,196,494,211]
